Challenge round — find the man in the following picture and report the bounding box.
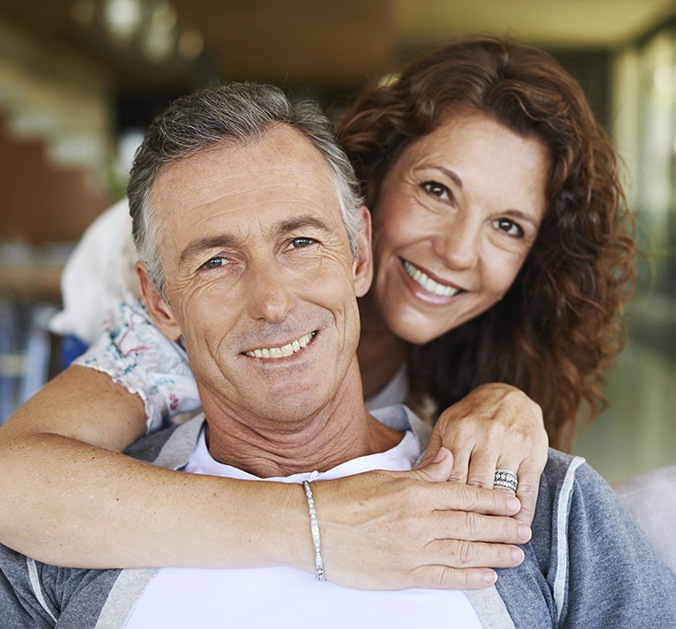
[1,83,673,628]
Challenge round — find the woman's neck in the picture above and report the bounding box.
[357,294,409,400]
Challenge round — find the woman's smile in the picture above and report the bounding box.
[401,259,463,299]
[369,111,549,346]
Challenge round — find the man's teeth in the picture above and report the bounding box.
[244,332,315,359]
[403,260,459,297]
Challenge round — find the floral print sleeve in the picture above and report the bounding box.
[73,297,202,434]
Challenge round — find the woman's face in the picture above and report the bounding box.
[370,112,550,345]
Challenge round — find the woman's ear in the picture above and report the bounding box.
[136,261,182,341]
[352,205,373,298]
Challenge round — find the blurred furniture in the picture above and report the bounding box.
[0,299,57,423]
[0,244,67,423]
[615,465,676,572]
[0,259,63,302]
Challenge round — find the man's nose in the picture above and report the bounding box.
[432,211,481,271]
[245,259,296,323]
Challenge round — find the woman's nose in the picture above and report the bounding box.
[432,212,480,271]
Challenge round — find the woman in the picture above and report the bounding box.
[0,38,633,588]
[340,41,634,450]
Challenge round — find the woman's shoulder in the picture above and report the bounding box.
[73,295,200,432]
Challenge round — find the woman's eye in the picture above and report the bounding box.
[494,218,524,238]
[421,181,451,200]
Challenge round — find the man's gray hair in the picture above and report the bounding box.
[128,82,364,297]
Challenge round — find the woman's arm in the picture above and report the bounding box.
[0,366,527,590]
[421,383,549,526]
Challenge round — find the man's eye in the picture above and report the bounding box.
[421,181,451,200]
[202,257,226,270]
[288,237,316,249]
[494,218,524,238]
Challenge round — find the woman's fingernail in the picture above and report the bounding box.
[507,497,521,512]
[519,525,532,541]
[483,569,497,584]
[512,547,525,564]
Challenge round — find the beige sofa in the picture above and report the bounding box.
[615,465,676,572]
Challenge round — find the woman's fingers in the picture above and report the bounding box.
[513,457,547,526]
[422,383,548,524]
[312,469,530,590]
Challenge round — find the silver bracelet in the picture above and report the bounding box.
[302,480,326,581]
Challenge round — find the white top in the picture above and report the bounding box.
[124,428,483,629]
[49,199,139,344]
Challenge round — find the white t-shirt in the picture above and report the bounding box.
[124,428,483,629]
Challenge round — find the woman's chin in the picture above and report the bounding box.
[387,315,446,346]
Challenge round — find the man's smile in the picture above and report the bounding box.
[242,331,317,359]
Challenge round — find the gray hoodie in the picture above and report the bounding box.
[1,405,674,628]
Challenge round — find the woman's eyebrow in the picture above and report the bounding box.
[503,209,541,228]
[413,164,463,189]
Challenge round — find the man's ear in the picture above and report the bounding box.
[136,261,183,341]
[352,205,373,298]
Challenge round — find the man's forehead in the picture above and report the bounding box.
[160,125,330,175]
[157,126,338,204]
[150,126,346,256]
[153,126,337,207]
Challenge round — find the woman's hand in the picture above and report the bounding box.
[308,448,530,590]
[419,383,548,526]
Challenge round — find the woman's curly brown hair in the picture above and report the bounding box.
[338,38,636,450]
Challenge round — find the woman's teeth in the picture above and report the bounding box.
[244,332,315,359]
[403,260,459,297]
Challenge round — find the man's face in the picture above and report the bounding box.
[140,126,372,425]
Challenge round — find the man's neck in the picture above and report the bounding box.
[200,361,402,478]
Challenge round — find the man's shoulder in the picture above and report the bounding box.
[536,449,592,511]
[370,404,432,449]
[533,448,627,545]
[0,543,125,628]
[124,415,205,468]
[541,448,615,499]
[542,448,582,481]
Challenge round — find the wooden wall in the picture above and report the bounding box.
[0,114,110,246]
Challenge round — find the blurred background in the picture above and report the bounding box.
[0,0,674,483]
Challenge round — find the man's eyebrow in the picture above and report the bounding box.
[271,214,333,237]
[178,215,334,265]
[179,234,239,265]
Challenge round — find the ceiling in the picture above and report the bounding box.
[0,0,674,92]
